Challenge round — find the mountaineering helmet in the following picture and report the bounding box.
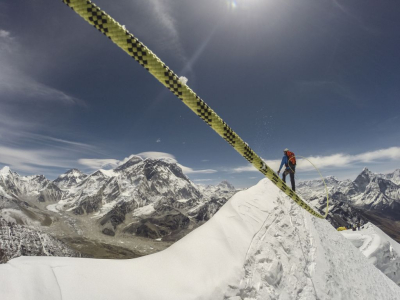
[284,148,289,152]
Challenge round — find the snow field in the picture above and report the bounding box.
[342,223,400,286]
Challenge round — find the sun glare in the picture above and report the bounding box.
[228,0,238,9]
[226,0,261,10]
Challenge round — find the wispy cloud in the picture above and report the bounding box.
[0,73,82,105]
[77,158,120,170]
[0,64,82,105]
[177,164,217,175]
[147,0,186,61]
[0,29,13,52]
[0,113,104,176]
[192,179,213,182]
[18,133,101,154]
[0,29,91,176]
[0,29,83,105]
[0,146,75,174]
[232,147,400,173]
[36,136,94,149]
[232,165,259,173]
[0,131,103,175]
[0,30,10,38]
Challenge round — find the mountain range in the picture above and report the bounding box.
[0,156,237,261]
[297,168,400,241]
[1,158,400,261]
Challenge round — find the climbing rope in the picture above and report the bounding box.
[62,0,324,218]
[288,156,329,218]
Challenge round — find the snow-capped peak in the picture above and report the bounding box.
[382,169,400,185]
[115,155,143,171]
[53,168,88,189]
[216,180,235,191]
[360,167,373,176]
[325,175,339,181]
[58,169,85,179]
[0,166,10,177]
[88,170,107,178]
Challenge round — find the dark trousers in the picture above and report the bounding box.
[282,170,295,191]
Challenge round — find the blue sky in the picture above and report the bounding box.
[0,0,399,188]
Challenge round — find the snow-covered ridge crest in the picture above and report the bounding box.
[0,179,399,300]
[342,222,400,286]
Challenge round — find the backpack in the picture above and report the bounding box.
[286,151,296,166]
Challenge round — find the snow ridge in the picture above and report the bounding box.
[342,222,400,286]
[0,179,399,300]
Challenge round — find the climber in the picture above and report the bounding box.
[277,148,296,191]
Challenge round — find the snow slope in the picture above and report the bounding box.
[342,223,400,286]
[0,179,399,300]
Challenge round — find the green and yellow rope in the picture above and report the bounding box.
[62,0,324,218]
[288,156,329,218]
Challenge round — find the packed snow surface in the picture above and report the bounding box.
[1,179,399,300]
[342,223,400,286]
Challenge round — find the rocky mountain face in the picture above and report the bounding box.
[0,217,82,263]
[0,167,47,197]
[0,167,63,207]
[380,169,400,185]
[297,168,400,241]
[0,158,238,252]
[53,168,88,189]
